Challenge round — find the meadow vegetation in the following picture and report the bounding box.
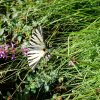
[0,0,100,100]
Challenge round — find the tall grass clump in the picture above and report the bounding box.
[0,0,100,100]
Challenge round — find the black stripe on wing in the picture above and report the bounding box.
[28,55,41,69]
[32,26,44,43]
[29,26,45,48]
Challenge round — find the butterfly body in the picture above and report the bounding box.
[27,26,50,70]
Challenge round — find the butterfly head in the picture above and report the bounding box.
[42,48,51,61]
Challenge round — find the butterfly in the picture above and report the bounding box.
[27,26,51,70]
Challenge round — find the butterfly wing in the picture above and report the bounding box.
[27,26,46,70]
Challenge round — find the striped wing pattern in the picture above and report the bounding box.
[27,26,47,70]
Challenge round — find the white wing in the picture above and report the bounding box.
[27,26,46,70]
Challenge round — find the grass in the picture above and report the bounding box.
[0,0,100,100]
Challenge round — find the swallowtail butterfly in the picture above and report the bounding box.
[27,26,51,70]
